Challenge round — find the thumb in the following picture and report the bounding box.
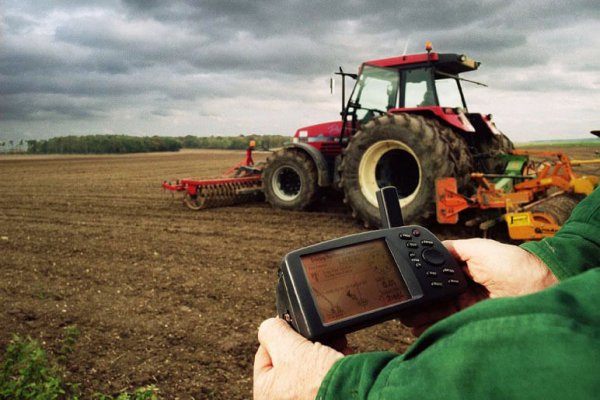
[258,318,307,365]
[443,239,471,263]
[253,344,272,378]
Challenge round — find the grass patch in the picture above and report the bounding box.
[0,335,74,399]
[94,386,159,400]
[1,331,160,400]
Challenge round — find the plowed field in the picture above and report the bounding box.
[1,146,598,399]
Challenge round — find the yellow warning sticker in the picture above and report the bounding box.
[506,213,531,227]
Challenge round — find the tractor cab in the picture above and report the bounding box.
[279,44,513,228]
[344,43,485,137]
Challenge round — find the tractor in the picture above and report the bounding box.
[261,42,512,227]
[163,43,598,237]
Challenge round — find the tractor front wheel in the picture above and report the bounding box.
[262,149,319,210]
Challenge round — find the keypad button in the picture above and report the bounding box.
[420,240,434,247]
[409,252,416,258]
[430,281,443,288]
[400,233,412,240]
[414,262,422,269]
[426,271,438,277]
[406,242,418,248]
[410,258,420,263]
[448,279,460,286]
[442,268,455,275]
[421,248,445,266]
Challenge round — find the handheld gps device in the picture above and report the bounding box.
[276,186,467,341]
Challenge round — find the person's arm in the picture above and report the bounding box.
[318,269,600,399]
[254,270,600,400]
[253,237,564,397]
[520,188,600,280]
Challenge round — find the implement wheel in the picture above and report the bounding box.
[530,193,581,225]
[262,149,319,210]
[183,191,205,210]
[340,113,472,227]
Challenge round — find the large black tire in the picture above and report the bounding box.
[475,132,514,174]
[262,149,319,210]
[340,113,473,227]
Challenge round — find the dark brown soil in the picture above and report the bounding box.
[1,146,598,399]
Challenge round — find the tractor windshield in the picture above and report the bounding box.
[350,65,466,122]
[434,74,465,108]
[404,68,436,107]
[403,67,465,109]
[349,65,399,121]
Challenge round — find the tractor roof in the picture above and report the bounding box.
[364,52,481,75]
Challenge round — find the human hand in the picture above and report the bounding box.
[253,318,344,400]
[401,238,558,336]
[444,238,558,298]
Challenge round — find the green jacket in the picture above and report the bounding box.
[317,188,600,399]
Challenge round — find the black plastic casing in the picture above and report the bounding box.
[276,225,467,341]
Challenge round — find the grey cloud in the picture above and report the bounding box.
[1,0,598,139]
[1,94,106,121]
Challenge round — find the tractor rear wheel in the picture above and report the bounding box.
[340,113,473,227]
[262,149,319,210]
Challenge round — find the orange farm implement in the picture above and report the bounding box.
[436,149,599,241]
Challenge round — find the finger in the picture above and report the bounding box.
[443,239,472,263]
[442,239,460,260]
[253,344,272,378]
[257,318,307,364]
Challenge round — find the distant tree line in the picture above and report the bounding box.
[178,134,290,150]
[26,135,181,154]
[25,134,292,154]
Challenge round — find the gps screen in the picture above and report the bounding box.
[300,239,411,324]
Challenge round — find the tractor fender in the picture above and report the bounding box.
[282,142,331,187]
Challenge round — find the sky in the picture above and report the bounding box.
[1,0,599,142]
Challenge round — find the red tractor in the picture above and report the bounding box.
[261,42,512,227]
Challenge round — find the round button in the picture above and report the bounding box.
[412,229,421,237]
[421,248,445,266]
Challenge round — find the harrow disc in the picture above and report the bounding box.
[183,192,205,210]
[182,178,263,211]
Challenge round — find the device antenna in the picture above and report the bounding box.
[376,186,404,228]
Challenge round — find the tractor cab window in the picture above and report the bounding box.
[434,75,465,109]
[350,65,399,121]
[404,68,436,108]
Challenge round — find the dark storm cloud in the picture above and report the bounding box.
[1,0,598,139]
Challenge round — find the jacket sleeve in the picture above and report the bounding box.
[520,187,600,280]
[317,269,600,400]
